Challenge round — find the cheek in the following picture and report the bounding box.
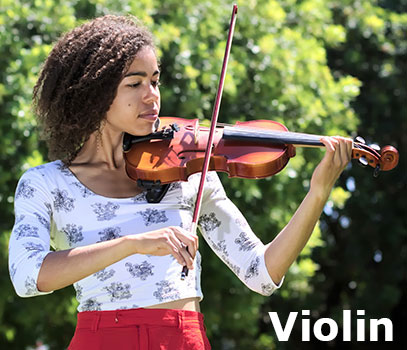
[106,100,129,123]
[106,95,121,113]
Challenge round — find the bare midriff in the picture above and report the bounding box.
[145,297,200,312]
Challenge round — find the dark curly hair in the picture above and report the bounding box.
[33,15,156,164]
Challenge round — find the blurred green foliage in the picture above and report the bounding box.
[0,0,405,349]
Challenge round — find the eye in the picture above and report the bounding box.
[127,82,141,88]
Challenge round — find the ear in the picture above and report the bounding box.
[154,117,160,131]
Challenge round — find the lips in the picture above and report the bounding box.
[139,109,159,121]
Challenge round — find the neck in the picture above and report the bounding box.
[74,130,125,169]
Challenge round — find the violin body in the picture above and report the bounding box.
[123,117,399,185]
[124,117,297,184]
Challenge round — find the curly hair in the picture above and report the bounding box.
[33,15,156,164]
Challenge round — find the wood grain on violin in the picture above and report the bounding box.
[123,117,399,184]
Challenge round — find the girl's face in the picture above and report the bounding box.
[105,47,161,136]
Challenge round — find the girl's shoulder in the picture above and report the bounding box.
[21,160,68,178]
[16,160,70,195]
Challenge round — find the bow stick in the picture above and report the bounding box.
[181,4,238,280]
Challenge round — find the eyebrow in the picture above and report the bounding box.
[124,70,160,78]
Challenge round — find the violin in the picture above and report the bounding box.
[123,116,399,184]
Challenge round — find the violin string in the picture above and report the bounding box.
[219,124,324,146]
[219,124,381,161]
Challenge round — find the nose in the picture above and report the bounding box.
[143,83,160,104]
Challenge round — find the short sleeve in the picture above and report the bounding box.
[197,172,283,296]
[8,169,54,297]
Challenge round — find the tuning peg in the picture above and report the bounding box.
[358,156,369,167]
[354,136,366,144]
[369,144,381,152]
[171,123,180,132]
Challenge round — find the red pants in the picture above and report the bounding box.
[68,308,211,350]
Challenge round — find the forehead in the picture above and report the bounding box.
[125,47,159,74]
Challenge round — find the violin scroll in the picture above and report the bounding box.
[352,138,399,177]
[380,145,399,171]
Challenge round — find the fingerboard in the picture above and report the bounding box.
[223,126,324,147]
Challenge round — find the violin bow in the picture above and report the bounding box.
[181,4,238,280]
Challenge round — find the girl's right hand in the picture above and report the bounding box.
[130,226,198,269]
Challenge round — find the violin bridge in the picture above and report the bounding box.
[193,119,199,144]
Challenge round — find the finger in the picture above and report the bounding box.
[167,229,195,269]
[179,244,195,269]
[320,137,336,165]
[320,136,335,154]
[177,227,198,270]
[172,227,198,259]
[164,237,186,266]
[336,137,352,168]
[339,137,352,166]
[331,137,342,166]
[346,137,353,162]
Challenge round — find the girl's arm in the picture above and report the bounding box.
[264,136,353,284]
[36,227,198,292]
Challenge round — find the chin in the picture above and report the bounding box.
[127,126,155,136]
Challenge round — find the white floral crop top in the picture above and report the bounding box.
[9,160,282,311]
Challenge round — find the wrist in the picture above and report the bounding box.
[307,184,331,203]
[123,235,139,255]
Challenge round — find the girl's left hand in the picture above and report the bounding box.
[310,136,353,198]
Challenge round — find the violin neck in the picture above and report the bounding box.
[222,126,324,148]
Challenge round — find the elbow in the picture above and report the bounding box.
[244,267,282,297]
[246,281,278,297]
[244,252,284,296]
[268,271,284,287]
[12,282,26,298]
[12,277,52,298]
[264,252,286,287]
[15,290,33,298]
[36,276,53,294]
[10,266,52,298]
[9,262,34,297]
